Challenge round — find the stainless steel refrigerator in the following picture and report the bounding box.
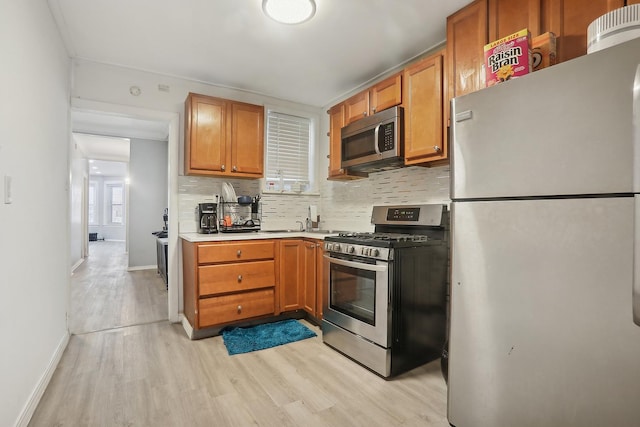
[449,37,640,427]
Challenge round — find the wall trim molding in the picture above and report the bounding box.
[16,331,70,427]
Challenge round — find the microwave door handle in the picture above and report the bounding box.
[324,254,387,272]
[373,124,382,155]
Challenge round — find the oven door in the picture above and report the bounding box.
[323,253,391,347]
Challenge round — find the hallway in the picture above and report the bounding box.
[70,241,168,334]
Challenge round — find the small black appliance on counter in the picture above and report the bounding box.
[197,203,218,234]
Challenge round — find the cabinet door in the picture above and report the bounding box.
[230,101,264,177]
[489,0,542,40]
[403,51,446,165]
[344,90,369,125]
[279,240,304,311]
[327,103,366,181]
[315,242,325,320]
[447,0,488,100]
[185,93,227,175]
[370,73,402,114]
[302,241,317,315]
[546,0,624,62]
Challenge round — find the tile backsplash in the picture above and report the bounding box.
[178,165,450,233]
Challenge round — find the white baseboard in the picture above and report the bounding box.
[127,265,156,272]
[70,257,85,274]
[16,331,70,427]
[181,315,194,339]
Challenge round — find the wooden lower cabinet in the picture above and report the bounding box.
[199,289,275,328]
[279,240,304,311]
[278,239,323,320]
[302,240,317,315]
[315,242,325,320]
[182,239,277,331]
[182,237,325,335]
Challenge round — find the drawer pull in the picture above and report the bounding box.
[237,274,243,282]
[237,305,242,314]
[237,250,242,257]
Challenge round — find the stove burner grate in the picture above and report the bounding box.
[338,232,430,242]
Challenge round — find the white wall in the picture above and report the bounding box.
[129,138,168,268]
[0,1,71,426]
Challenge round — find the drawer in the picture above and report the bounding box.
[198,288,275,328]
[198,260,275,296]
[198,240,275,264]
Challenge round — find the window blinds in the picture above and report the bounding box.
[265,111,310,184]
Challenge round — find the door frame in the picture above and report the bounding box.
[70,98,181,323]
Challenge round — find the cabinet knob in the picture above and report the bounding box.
[232,165,237,172]
[372,107,377,113]
[238,274,243,282]
[221,164,226,171]
[433,145,441,152]
[362,112,367,117]
[237,250,242,257]
[237,305,242,313]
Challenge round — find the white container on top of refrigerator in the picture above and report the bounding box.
[448,37,640,427]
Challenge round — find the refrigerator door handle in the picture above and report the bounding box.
[635,195,640,326]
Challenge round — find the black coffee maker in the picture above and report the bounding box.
[197,203,218,234]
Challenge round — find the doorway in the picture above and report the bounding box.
[69,106,177,333]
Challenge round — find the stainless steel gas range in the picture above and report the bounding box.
[322,204,449,378]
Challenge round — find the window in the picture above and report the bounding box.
[88,181,98,225]
[106,183,124,224]
[265,110,314,192]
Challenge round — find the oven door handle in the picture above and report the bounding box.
[324,255,387,272]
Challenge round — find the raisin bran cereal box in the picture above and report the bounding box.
[484,29,532,87]
[531,32,557,71]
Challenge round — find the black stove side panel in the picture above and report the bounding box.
[390,241,449,376]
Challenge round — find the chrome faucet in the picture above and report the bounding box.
[296,220,304,231]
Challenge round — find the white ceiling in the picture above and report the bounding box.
[88,159,129,177]
[48,0,472,108]
[73,133,130,163]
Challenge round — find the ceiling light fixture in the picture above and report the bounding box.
[262,0,316,25]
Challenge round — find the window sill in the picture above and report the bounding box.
[262,190,320,196]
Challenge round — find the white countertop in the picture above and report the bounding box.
[179,230,341,242]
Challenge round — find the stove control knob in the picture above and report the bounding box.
[371,249,379,257]
[348,246,355,254]
[333,244,341,252]
[361,247,368,256]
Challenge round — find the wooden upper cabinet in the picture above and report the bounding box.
[185,94,226,173]
[370,73,402,114]
[230,101,264,175]
[447,0,488,100]
[403,51,447,165]
[327,103,366,181]
[489,0,542,40]
[344,73,402,125]
[344,91,369,125]
[628,0,640,5]
[545,0,624,62]
[184,92,264,178]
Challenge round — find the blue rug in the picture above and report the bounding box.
[222,319,317,355]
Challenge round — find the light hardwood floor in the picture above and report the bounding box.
[30,242,449,427]
[69,241,168,334]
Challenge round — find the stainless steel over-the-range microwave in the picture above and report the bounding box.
[340,106,404,174]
